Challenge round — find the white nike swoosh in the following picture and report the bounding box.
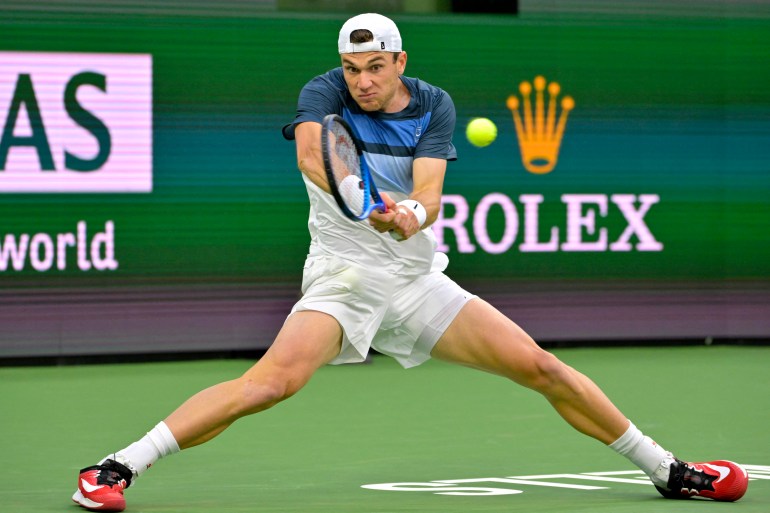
[703,464,731,483]
[80,478,105,494]
[73,489,104,508]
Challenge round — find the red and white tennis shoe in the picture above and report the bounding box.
[655,459,748,502]
[72,459,134,511]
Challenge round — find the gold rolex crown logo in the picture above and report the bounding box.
[507,76,574,174]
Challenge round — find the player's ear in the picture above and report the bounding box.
[396,51,407,75]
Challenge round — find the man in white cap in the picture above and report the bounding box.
[71,13,748,511]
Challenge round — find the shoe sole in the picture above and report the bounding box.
[72,489,126,512]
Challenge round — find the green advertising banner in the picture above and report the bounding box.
[1,2,768,356]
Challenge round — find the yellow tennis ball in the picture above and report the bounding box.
[466,117,497,147]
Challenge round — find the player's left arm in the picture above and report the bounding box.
[400,156,446,233]
[369,88,454,239]
[369,157,446,239]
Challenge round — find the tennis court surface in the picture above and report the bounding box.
[1,345,768,512]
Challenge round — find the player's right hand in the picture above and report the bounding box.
[369,192,405,238]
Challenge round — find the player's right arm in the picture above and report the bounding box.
[294,121,331,193]
[288,72,348,194]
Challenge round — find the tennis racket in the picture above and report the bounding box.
[321,113,389,221]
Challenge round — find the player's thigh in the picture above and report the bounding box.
[243,310,342,387]
[431,298,551,385]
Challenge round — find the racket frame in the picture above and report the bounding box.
[321,114,386,221]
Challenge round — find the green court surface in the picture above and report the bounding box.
[1,346,768,512]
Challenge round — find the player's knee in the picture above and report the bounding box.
[235,374,300,417]
[523,350,574,395]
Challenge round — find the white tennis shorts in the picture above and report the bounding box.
[289,253,475,368]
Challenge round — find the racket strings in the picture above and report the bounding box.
[328,121,367,216]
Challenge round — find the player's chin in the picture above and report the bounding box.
[356,98,382,111]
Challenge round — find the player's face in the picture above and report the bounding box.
[341,51,407,113]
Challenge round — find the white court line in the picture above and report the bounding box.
[553,474,655,486]
[434,477,605,490]
[583,470,646,476]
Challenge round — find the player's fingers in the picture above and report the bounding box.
[379,191,398,210]
[369,208,396,224]
[368,210,397,233]
[393,206,419,238]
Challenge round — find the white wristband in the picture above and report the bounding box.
[396,199,427,227]
[338,175,364,213]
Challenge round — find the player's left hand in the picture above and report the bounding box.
[369,192,417,240]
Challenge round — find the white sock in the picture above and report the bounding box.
[101,421,180,478]
[609,421,674,487]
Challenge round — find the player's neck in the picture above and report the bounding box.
[382,82,410,113]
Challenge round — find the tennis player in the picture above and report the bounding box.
[72,13,748,511]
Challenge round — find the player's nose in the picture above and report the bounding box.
[358,72,373,89]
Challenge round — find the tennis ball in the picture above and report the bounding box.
[466,117,497,147]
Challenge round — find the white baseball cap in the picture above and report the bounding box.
[338,13,402,54]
